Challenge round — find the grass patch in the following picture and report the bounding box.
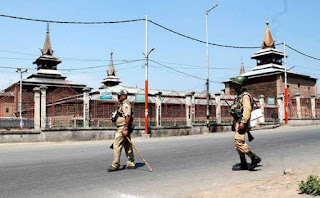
[299,174,320,196]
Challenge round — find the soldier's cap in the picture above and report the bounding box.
[118,89,128,96]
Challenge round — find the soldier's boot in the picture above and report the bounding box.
[108,165,120,172]
[125,161,136,169]
[247,151,261,171]
[232,154,248,171]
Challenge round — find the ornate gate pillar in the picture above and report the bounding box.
[155,92,162,127]
[83,87,92,128]
[295,93,301,119]
[40,85,47,130]
[215,92,221,124]
[185,92,194,127]
[33,87,41,131]
[311,94,316,118]
[277,93,285,124]
[259,95,265,123]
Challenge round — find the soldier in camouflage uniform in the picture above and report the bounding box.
[108,89,135,172]
[231,76,261,171]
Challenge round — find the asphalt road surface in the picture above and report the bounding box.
[0,125,319,198]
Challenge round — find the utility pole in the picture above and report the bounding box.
[144,15,155,135]
[16,68,28,129]
[206,4,218,127]
[284,41,288,124]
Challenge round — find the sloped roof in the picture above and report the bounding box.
[223,67,317,83]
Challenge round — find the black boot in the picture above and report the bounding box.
[232,154,248,171]
[247,151,261,171]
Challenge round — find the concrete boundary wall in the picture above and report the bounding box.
[1,121,315,144]
[0,124,225,143]
[288,119,320,126]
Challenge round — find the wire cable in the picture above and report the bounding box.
[0,14,144,24]
[0,14,283,49]
[152,60,238,69]
[149,59,222,84]
[286,44,320,61]
[0,65,32,69]
[59,59,144,71]
[149,20,283,49]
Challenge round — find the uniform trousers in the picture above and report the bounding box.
[111,125,135,168]
[234,122,251,155]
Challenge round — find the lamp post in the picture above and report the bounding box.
[143,47,155,134]
[144,14,155,135]
[206,4,218,127]
[16,68,28,129]
[283,41,288,124]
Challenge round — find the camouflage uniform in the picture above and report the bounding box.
[230,75,261,171]
[234,91,253,155]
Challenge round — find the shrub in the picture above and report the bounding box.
[299,174,320,196]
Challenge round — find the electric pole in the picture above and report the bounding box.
[144,15,155,135]
[284,41,288,124]
[206,4,218,127]
[16,68,28,129]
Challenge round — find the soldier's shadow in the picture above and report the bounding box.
[121,163,148,172]
[248,163,263,171]
[232,163,263,171]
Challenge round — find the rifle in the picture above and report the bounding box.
[224,99,254,142]
[247,131,254,142]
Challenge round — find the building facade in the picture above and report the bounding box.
[224,20,317,104]
[0,24,86,120]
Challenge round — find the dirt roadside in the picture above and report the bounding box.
[197,167,320,198]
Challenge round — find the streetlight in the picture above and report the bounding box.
[15,68,28,129]
[206,4,218,127]
[142,47,155,135]
[283,42,294,125]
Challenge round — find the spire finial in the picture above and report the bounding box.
[107,50,116,76]
[239,56,245,75]
[47,23,50,33]
[41,23,53,55]
[262,19,275,49]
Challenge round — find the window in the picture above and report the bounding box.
[298,83,300,88]
[267,98,275,105]
[5,108,9,113]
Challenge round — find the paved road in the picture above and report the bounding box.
[0,125,319,198]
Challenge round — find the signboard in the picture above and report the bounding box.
[100,89,112,100]
[136,94,145,103]
[267,98,275,105]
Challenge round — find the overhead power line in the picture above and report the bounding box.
[152,60,238,69]
[59,59,144,71]
[148,20,283,49]
[0,14,144,24]
[1,14,279,49]
[286,44,320,61]
[0,65,32,69]
[1,14,319,59]
[149,59,222,84]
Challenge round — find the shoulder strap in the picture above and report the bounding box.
[241,92,256,110]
